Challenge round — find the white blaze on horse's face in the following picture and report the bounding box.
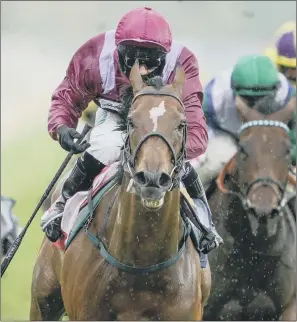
[149,101,167,132]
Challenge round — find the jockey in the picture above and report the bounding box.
[199,54,296,185]
[41,7,223,251]
[275,27,296,86]
[265,21,296,86]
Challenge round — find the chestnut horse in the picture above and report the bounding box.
[30,64,211,321]
[203,98,296,320]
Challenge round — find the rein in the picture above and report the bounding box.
[84,88,192,274]
[216,120,295,216]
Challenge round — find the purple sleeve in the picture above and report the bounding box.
[48,37,102,140]
[178,47,208,159]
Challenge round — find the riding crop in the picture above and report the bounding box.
[1,124,93,277]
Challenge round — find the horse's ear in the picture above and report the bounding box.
[129,60,145,95]
[235,96,262,122]
[171,64,185,98]
[268,96,296,123]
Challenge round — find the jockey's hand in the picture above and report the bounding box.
[57,125,91,154]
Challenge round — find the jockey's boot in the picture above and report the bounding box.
[182,162,224,254]
[41,152,105,242]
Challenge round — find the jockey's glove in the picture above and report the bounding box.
[57,125,91,154]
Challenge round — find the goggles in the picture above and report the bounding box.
[118,44,166,70]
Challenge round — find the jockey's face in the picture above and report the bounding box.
[237,92,281,115]
[238,95,266,108]
[118,44,166,79]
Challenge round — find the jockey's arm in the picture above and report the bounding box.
[178,48,208,159]
[48,38,102,140]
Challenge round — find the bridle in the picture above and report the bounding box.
[84,87,193,274]
[120,87,188,190]
[218,120,291,218]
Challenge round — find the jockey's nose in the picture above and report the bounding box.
[134,170,172,190]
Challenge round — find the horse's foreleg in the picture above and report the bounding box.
[30,238,65,321]
[280,295,296,321]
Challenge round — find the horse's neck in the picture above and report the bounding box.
[106,175,183,266]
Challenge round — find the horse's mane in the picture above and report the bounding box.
[114,76,165,182]
[115,76,165,133]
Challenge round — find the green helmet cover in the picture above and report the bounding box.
[231,55,280,96]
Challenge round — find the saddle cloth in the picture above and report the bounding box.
[55,162,119,248]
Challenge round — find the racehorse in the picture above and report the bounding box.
[30,63,211,321]
[203,97,296,320]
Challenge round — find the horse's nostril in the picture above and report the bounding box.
[158,172,172,188]
[134,171,172,189]
[134,171,148,186]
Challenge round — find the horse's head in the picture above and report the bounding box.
[234,97,295,236]
[121,61,187,210]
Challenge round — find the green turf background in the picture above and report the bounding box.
[1,129,66,320]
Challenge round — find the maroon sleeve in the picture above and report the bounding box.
[178,47,208,159]
[48,37,102,140]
